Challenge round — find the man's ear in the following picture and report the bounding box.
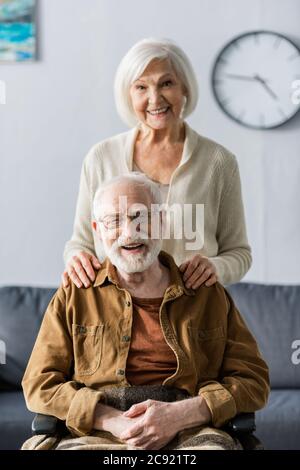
[92,221,102,239]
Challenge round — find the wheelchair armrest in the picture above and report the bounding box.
[223,413,263,450]
[31,412,256,436]
[31,412,263,449]
[225,412,256,435]
[32,414,59,436]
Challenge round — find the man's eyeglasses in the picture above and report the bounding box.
[98,210,159,231]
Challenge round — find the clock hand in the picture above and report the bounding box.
[225,73,278,100]
[254,74,278,100]
[225,73,257,81]
[254,74,270,83]
[226,73,271,83]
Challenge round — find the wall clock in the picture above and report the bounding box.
[211,31,300,129]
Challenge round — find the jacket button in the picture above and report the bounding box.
[126,300,131,307]
[117,369,125,376]
[79,326,87,334]
[122,335,131,342]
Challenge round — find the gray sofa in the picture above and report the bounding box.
[0,283,299,450]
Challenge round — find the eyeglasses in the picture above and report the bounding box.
[99,210,159,231]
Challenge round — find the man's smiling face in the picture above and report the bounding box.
[95,181,163,273]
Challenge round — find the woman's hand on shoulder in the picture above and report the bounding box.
[179,254,218,289]
[62,251,101,288]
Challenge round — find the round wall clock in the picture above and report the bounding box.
[211,31,300,129]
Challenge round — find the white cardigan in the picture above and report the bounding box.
[63,122,252,285]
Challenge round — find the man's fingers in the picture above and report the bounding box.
[120,423,144,441]
[124,402,148,417]
[126,436,152,449]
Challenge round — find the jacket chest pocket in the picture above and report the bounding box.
[188,325,226,378]
[72,324,104,376]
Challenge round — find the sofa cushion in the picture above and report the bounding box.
[256,389,300,450]
[228,283,300,389]
[0,391,34,450]
[0,286,56,387]
[1,283,299,390]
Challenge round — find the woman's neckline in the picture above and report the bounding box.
[132,160,170,186]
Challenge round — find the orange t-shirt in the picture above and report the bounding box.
[126,296,177,386]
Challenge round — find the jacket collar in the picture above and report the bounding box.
[93,250,195,297]
[124,121,199,171]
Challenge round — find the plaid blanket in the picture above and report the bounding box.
[21,386,242,450]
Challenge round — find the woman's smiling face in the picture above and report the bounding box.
[129,58,187,130]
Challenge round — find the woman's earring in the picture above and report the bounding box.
[180,96,187,119]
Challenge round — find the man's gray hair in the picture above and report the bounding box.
[93,172,163,220]
[114,37,199,128]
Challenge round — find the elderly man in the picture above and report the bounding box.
[22,173,269,451]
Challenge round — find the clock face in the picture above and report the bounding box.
[211,31,300,129]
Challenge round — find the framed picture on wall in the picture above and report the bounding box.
[0,0,36,62]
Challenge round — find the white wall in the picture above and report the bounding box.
[0,0,299,287]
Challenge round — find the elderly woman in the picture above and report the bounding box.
[62,37,252,289]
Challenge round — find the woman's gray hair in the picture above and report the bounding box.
[114,37,199,128]
[93,172,163,220]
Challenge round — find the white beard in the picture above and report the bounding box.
[103,236,162,273]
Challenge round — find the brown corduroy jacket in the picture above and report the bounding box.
[22,251,269,437]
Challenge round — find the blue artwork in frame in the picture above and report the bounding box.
[0,0,36,62]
